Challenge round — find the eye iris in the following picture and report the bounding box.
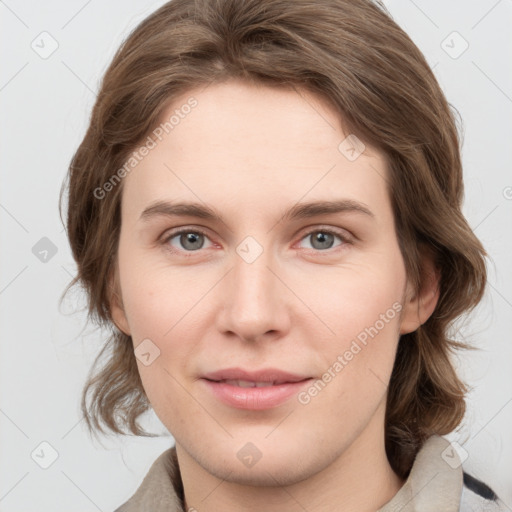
[181,232,204,251]
[311,231,334,250]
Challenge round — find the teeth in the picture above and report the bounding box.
[222,379,275,388]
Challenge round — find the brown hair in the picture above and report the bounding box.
[60,0,487,479]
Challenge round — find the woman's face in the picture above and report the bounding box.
[111,79,433,485]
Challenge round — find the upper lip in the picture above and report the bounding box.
[202,367,311,384]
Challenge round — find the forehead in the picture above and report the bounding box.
[120,80,390,225]
[157,79,369,156]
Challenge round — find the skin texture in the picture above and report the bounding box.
[110,80,440,512]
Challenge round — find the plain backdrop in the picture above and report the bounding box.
[1,0,511,510]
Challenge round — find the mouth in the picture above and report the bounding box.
[205,378,307,387]
[202,367,311,384]
[201,376,313,410]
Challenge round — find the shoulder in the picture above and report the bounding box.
[113,447,184,512]
[460,471,508,511]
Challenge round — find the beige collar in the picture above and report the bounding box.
[116,435,462,512]
[378,435,462,511]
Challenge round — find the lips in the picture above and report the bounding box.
[201,367,313,410]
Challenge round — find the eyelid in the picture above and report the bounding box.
[295,224,354,243]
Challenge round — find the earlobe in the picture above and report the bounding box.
[399,249,440,335]
[108,268,131,336]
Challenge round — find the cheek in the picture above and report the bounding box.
[297,280,403,429]
[118,245,204,339]
[319,280,403,379]
[304,256,405,341]
[117,261,211,394]
[302,251,406,389]
[118,265,201,427]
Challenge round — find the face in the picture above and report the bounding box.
[111,79,435,486]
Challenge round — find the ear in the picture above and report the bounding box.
[108,265,131,336]
[399,246,440,335]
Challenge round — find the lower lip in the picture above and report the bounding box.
[202,378,313,410]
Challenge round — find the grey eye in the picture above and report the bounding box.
[165,230,212,252]
[179,232,205,251]
[300,231,343,251]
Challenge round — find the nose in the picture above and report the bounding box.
[215,243,291,343]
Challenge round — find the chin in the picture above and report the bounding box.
[190,437,323,487]
[210,456,314,488]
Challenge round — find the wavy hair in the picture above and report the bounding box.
[60,0,487,479]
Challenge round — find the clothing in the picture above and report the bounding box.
[114,435,507,511]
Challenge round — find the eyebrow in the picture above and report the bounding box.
[139,199,375,224]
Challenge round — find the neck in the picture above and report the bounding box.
[176,401,405,512]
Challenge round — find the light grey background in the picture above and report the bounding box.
[1,0,511,510]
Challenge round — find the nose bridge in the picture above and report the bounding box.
[218,237,286,340]
[235,245,273,304]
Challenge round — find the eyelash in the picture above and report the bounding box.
[160,226,353,257]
